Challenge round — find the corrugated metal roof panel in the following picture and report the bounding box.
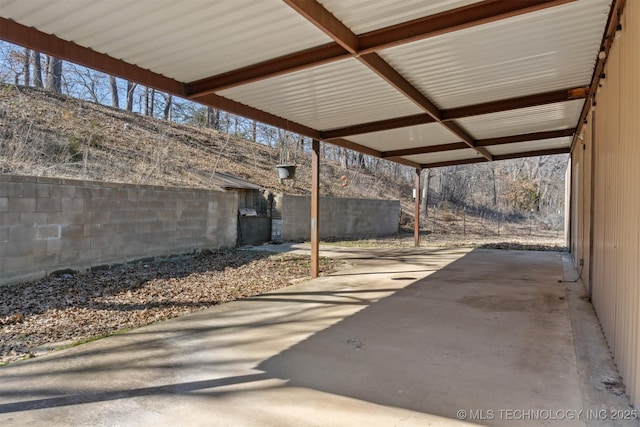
[401,148,481,166]
[219,58,423,130]
[0,0,331,82]
[318,0,482,35]
[486,137,572,156]
[458,99,584,140]
[380,0,611,109]
[348,122,460,152]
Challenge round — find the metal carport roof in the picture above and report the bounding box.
[0,0,621,170]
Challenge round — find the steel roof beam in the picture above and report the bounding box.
[382,129,575,158]
[188,0,571,97]
[442,87,588,121]
[0,18,186,96]
[475,128,576,147]
[322,89,586,139]
[281,0,492,160]
[420,147,570,169]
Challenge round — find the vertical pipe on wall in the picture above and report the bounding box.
[414,168,421,247]
[311,139,320,279]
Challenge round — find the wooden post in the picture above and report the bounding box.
[414,168,421,247]
[311,139,320,278]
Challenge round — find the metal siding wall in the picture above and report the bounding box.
[619,3,640,404]
[584,2,640,406]
[571,108,593,288]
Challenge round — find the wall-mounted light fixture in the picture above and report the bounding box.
[598,46,607,60]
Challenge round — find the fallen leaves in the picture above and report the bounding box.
[0,249,343,364]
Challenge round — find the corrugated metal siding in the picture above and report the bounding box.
[570,108,593,291]
[457,100,584,140]
[379,0,611,109]
[0,0,331,81]
[577,1,640,406]
[220,58,423,130]
[348,122,460,152]
[318,0,482,34]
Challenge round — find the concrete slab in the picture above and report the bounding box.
[0,248,636,426]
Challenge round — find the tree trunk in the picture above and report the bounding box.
[340,148,348,169]
[149,88,155,117]
[32,52,43,88]
[163,94,172,120]
[23,48,30,87]
[206,107,220,129]
[126,81,136,112]
[109,76,119,108]
[45,56,62,93]
[490,167,497,206]
[420,168,430,217]
[144,87,149,115]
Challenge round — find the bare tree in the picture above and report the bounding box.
[32,51,43,88]
[163,93,172,120]
[22,48,30,86]
[420,168,431,217]
[126,81,136,112]
[149,88,155,116]
[109,76,119,108]
[45,55,62,93]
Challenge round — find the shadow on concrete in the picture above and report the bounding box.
[0,373,271,414]
[0,248,631,425]
[255,249,582,421]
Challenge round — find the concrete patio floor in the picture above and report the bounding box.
[0,246,636,426]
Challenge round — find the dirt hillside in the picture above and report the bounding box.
[0,84,410,203]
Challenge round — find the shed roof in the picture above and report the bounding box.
[208,172,263,192]
[0,0,621,169]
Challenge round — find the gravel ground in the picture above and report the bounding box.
[0,250,343,364]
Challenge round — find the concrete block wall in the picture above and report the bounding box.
[0,175,237,286]
[273,194,399,241]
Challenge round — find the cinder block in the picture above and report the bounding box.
[62,237,91,252]
[46,238,63,255]
[13,182,37,198]
[101,223,119,235]
[0,226,8,243]
[79,248,102,262]
[9,224,36,242]
[90,235,111,249]
[59,250,81,264]
[61,198,84,212]
[9,197,36,212]
[135,222,150,233]
[33,252,58,267]
[37,197,61,212]
[84,223,103,237]
[91,211,111,224]
[36,184,50,198]
[149,220,165,232]
[86,199,119,212]
[20,212,47,225]
[48,211,90,226]
[118,223,135,234]
[36,224,61,240]
[3,254,34,272]
[158,211,178,221]
[59,186,77,199]
[0,197,8,212]
[73,187,91,199]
